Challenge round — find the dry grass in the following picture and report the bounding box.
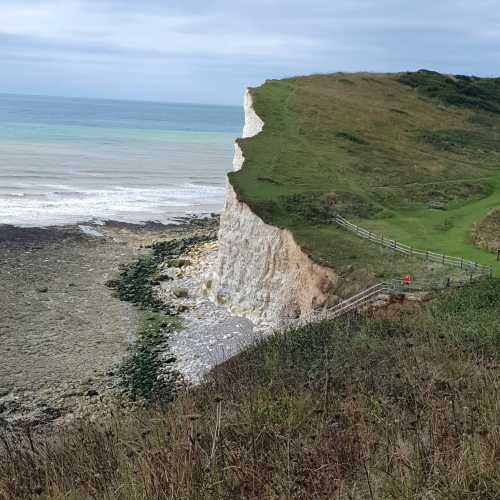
[473,208,500,253]
[1,280,500,499]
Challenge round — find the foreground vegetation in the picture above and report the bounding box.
[1,279,500,499]
[230,70,500,275]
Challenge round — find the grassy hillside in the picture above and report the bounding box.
[2,280,500,499]
[229,71,500,275]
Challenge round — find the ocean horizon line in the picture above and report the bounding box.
[0,91,243,110]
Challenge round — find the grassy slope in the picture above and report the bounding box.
[2,280,500,499]
[360,177,500,267]
[229,71,500,275]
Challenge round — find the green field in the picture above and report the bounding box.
[229,71,500,278]
[360,173,500,273]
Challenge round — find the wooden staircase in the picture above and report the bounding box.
[298,282,398,326]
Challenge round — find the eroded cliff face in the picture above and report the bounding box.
[209,90,340,327]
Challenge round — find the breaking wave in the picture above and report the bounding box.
[0,183,225,227]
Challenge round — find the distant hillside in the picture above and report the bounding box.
[229,71,500,276]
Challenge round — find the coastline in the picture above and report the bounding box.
[0,216,219,428]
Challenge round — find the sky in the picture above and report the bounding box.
[0,0,499,105]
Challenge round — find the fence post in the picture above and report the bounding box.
[335,215,488,284]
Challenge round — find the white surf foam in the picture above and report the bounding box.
[0,183,225,227]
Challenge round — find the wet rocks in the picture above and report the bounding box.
[173,287,189,298]
[111,234,213,313]
[157,266,181,281]
[156,271,174,282]
[111,232,219,404]
[0,219,219,428]
[167,258,191,268]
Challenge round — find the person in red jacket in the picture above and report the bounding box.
[403,275,413,286]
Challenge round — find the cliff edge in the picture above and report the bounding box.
[209,90,340,326]
[209,71,500,325]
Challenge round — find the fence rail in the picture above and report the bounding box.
[335,215,492,277]
[298,272,491,326]
[294,214,493,327]
[390,275,488,292]
[298,282,394,326]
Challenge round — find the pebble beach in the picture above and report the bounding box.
[0,217,253,428]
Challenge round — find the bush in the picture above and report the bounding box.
[399,70,500,114]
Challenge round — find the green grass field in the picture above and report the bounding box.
[360,173,500,273]
[229,71,500,278]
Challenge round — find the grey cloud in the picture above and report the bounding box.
[0,0,498,103]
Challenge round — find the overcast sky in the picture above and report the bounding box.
[1,0,499,105]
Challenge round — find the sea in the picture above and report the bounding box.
[0,93,243,227]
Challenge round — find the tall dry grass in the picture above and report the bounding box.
[1,280,500,499]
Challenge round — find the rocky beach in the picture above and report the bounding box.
[0,216,257,429]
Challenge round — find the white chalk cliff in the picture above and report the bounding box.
[209,89,340,327]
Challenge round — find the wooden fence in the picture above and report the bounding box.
[335,215,493,278]
[297,282,394,326]
[297,273,492,326]
[291,215,494,326]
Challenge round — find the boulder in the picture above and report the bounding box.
[159,267,182,280]
[428,200,447,210]
[173,287,189,298]
[167,258,191,268]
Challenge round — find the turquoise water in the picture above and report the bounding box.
[0,94,243,226]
